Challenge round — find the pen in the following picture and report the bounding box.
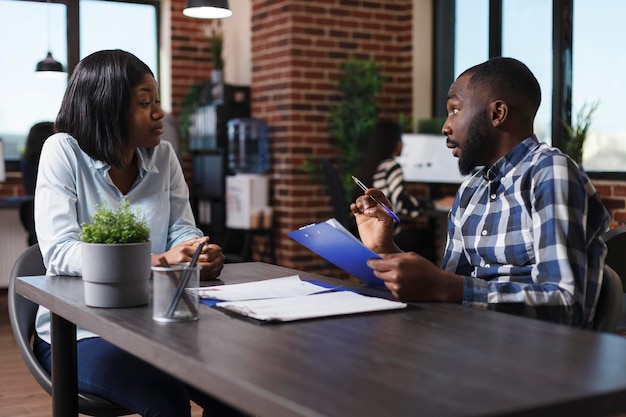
[166,241,205,318]
[158,256,198,317]
[351,175,401,223]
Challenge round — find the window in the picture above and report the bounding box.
[0,0,158,164]
[438,0,626,177]
[502,0,553,144]
[454,0,489,79]
[573,0,626,172]
[0,0,67,160]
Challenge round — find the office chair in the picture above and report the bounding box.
[602,225,626,291]
[602,225,626,330]
[18,198,37,246]
[8,244,132,416]
[593,264,623,332]
[318,157,357,235]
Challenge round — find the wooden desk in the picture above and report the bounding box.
[16,263,626,417]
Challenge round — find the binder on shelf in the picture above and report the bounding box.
[288,219,383,287]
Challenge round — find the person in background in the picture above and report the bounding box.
[33,49,245,417]
[20,121,54,195]
[351,57,609,328]
[355,120,454,260]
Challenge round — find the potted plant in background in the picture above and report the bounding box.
[204,22,224,102]
[80,198,151,308]
[563,101,600,166]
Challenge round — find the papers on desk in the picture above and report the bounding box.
[218,291,406,322]
[196,275,331,301]
[196,276,407,322]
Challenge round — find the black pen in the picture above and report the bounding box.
[351,175,401,223]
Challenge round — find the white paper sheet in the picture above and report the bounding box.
[216,291,407,322]
[195,275,332,301]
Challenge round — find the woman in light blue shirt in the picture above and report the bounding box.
[33,49,246,417]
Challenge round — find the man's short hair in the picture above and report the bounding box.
[460,57,542,118]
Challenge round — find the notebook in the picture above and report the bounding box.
[288,218,384,287]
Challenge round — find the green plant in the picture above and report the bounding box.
[328,57,386,199]
[178,82,205,142]
[562,101,599,165]
[398,113,413,133]
[201,22,224,70]
[210,27,224,70]
[80,198,150,244]
[417,117,447,134]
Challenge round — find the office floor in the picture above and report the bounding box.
[0,289,202,417]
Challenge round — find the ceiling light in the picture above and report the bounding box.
[35,0,66,74]
[36,51,65,73]
[183,0,232,19]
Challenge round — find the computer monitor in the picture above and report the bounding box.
[396,134,467,184]
[193,153,224,199]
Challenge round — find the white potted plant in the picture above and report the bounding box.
[80,198,151,308]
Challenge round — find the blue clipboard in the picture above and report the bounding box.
[288,219,384,287]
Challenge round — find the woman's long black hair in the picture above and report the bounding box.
[55,49,154,168]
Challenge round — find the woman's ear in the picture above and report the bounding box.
[491,100,508,127]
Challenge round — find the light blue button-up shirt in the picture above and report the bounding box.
[34,133,204,342]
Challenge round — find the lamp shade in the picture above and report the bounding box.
[183,0,232,19]
[35,51,65,73]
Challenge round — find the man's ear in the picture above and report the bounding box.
[490,100,507,127]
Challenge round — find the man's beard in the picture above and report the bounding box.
[458,112,491,176]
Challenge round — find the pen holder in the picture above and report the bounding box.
[152,264,200,323]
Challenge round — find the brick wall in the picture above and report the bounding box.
[249,0,413,276]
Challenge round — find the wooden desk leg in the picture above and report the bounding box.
[51,313,78,417]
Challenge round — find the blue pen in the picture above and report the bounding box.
[351,175,401,223]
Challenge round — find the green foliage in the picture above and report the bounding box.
[398,113,413,133]
[178,82,205,142]
[417,117,447,134]
[329,57,385,199]
[563,101,599,165]
[80,198,150,244]
[210,25,224,70]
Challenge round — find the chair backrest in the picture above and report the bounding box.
[593,264,623,332]
[7,244,132,416]
[602,225,626,292]
[319,157,357,235]
[18,199,37,246]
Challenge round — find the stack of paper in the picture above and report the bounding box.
[195,276,406,322]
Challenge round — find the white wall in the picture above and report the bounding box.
[412,0,433,128]
[222,0,251,86]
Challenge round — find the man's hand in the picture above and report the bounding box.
[367,252,463,303]
[350,189,400,254]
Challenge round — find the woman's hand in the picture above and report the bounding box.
[152,237,224,280]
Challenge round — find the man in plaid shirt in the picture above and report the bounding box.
[352,57,609,328]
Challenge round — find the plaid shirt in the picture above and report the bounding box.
[442,136,609,327]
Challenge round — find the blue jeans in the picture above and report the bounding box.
[34,335,247,417]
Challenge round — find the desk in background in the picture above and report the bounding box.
[16,262,626,417]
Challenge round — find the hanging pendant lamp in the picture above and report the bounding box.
[36,51,64,72]
[35,0,66,74]
[183,0,232,19]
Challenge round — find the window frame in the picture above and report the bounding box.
[432,0,625,181]
[3,0,160,171]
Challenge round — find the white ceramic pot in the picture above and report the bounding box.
[81,241,151,308]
